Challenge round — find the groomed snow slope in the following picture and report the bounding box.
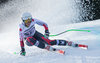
[0,19,100,63]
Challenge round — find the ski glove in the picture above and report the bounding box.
[45,30,50,39]
[20,47,26,56]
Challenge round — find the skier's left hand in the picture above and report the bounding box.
[20,47,26,56]
[20,51,26,56]
[45,30,50,39]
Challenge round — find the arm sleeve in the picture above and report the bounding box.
[34,18,48,30]
[19,28,25,49]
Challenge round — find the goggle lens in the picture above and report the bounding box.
[24,18,31,24]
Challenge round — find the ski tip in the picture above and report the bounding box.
[78,44,88,50]
[57,50,65,55]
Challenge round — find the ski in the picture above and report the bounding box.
[78,44,88,50]
[45,45,65,55]
[56,49,65,55]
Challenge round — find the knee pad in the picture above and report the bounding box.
[37,41,45,49]
[25,37,36,46]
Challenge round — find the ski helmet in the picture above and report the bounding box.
[21,12,32,21]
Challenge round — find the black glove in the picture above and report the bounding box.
[20,47,26,56]
[45,30,50,39]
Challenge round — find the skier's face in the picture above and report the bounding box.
[24,18,31,27]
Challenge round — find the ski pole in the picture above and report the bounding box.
[49,29,91,37]
[13,52,20,54]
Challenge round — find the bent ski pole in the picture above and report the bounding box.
[49,29,91,37]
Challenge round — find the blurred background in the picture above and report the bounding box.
[0,0,100,33]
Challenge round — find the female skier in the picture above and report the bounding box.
[19,12,88,56]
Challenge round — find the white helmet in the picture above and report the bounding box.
[21,12,32,20]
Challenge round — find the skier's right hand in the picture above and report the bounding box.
[20,47,26,56]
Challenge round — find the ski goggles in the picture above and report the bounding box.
[24,18,32,24]
[22,16,32,20]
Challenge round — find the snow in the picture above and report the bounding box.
[0,20,100,63]
[0,0,100,63]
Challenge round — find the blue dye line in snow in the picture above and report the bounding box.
[79,27,100,36]
[79,27,100,45]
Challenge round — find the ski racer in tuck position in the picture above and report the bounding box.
[19,12,88,56]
